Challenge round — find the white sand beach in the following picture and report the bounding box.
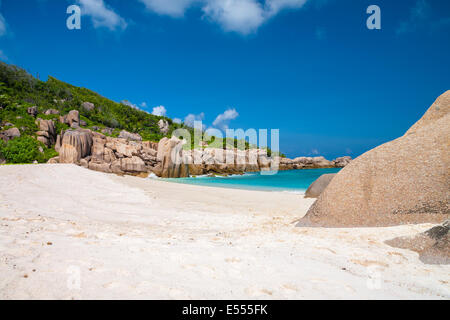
[0,164,448,299]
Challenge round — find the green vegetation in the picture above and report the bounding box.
[0,136,57,164]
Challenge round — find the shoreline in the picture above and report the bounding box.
[0,164,449,299]
[158,168,339,193]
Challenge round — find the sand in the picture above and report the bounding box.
[0,164,449,299]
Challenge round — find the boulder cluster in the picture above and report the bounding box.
[279,156,351,170]
[48,127,351,178]
[51,129,157,176]
[36,118,56,147]
[183,148,272,177]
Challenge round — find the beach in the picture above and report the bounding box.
[0,164,448,299]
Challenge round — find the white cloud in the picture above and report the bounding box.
[152,105,167,116]
[173,118,182,124]
[184,112,205,128]
[310,148,319,155]
[138,0,197,17]
[265,0,308,16]
[202,0,265,35]
[139,0,310,35]
[212,108,239,130]
[77,0,127,31]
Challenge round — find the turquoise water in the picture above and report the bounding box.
[164,168,341,192]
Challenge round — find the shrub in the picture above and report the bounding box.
[0,139,6,162]
[0,136,40,164]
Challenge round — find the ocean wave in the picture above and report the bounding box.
[147,172,160,179]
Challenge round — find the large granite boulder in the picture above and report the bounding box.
[59,130,93,164]
[60,110,80,127]
[280,157,295,170]
[246,149,260,172]
[91,135,107,163]
[180,148,251,176]
[158,119,169,135]
[385,220,449,265]
[293,156,334,169]
[44,109,59,115]
[298,91,450,227]
[88,161,112,173]
[154,137,189,178]
[118,130,142,141]
[82,102,95,111]
[47,156,59,164]
[235,149,247,172]
[184,149,205,176]
[305,174,336,198]
[105,137,141,158]
[54,130,63,152]
[36,119,56,146]
[0,127,20,142]
[121,156,147,173]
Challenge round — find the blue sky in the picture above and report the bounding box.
[0,0,449,158]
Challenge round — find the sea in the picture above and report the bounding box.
[163,168,341,193]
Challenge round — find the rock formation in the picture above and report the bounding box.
[0,127,20,142]
[158,119,169,135]
[44,109,59,115]
[154,137,189,178]
[297,91,450,227]
[82,102,95,111]
[60,110,80,128]
[59,130,93,164]
[101,127,114,135]
[54,128,155,175]
[305,174,336,198]
[45,114,351,178]
[386,220,449,265]
[36,119,56,147]
[27,106,38,117]
[279,156,348,170]
[118,130,142,141]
